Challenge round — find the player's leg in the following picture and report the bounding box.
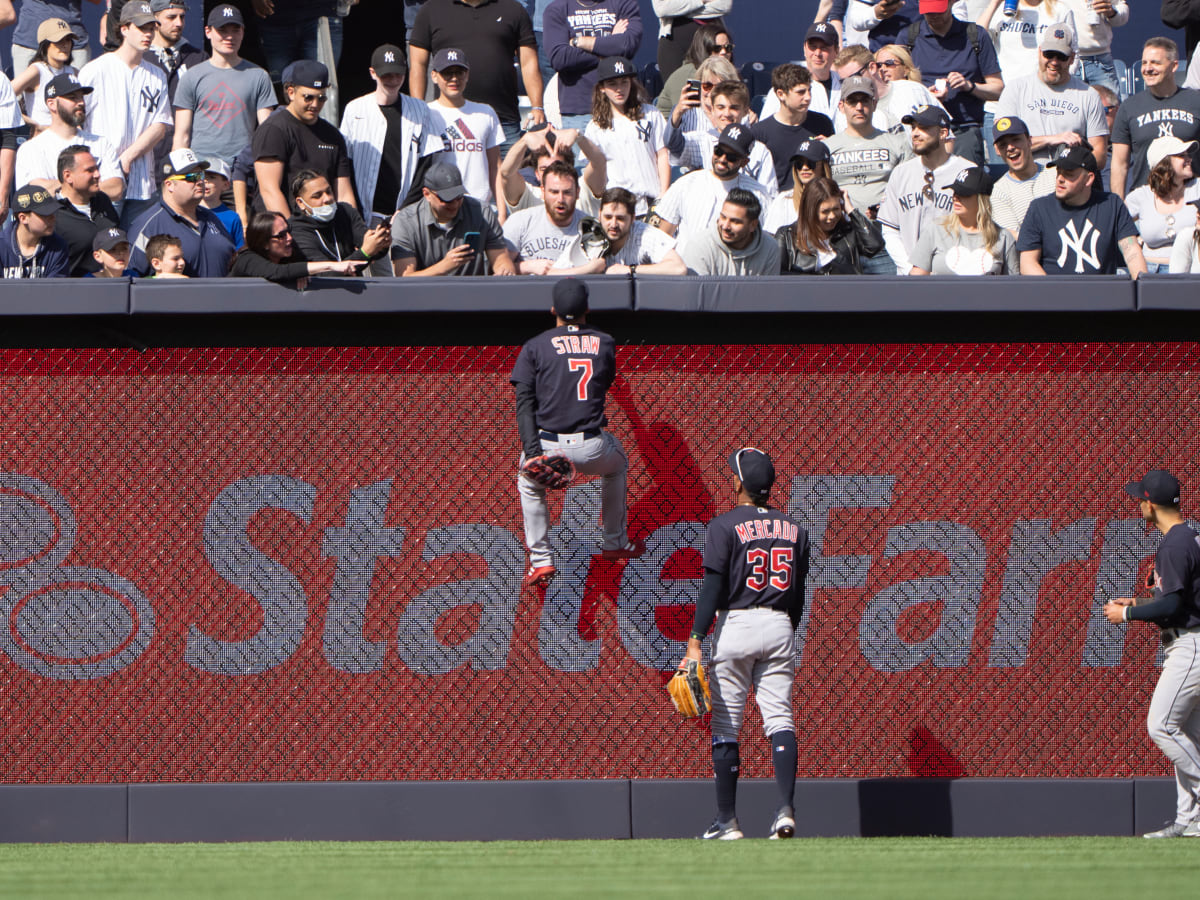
[567,432,642,557]
[1145,634,1200,834]
[517,449,555,587]
[704,610,753,839]
[752,609,799,839]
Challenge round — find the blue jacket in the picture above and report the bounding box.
[543,0,643,117]
[0,218,70,279]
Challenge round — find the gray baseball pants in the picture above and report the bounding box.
[1148,631,1200,825]
[518,430,629,568]
[709,607,796,744]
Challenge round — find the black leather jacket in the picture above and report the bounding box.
[775,209,885,275]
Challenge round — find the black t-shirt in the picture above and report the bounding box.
[251,108,352,210]
[1016,188,1138,275]
[375,103,409,215]
[750,113,833,190]
[1151,523,1200,629]
[1110,87,1200,192]
[703,504,810,615]
[54,195,119,276]
[509,323,615,434]
[410,0,537,125]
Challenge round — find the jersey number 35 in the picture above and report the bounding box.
[745,547,793,592]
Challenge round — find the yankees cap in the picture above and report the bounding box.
[729,448,775,498]
[552,279,589,321]
[206,4,245,28]
[372,44,408,75]
[804,23,837,46]
[423,161,466,201]
[790,139,831,166]
[93,227,130,253]
[44,73,92,101]
[840,75,876,101]
[942,165,993,196]
[431,47,469,72]
[1125,470,1181,506]
[1040,24,1075,56]
[1048,144,1099,174]
[36,18,80,44]
[716,123,754,159]
[282,59,328,89]
[594,57,633,82]
[13,184,59,216]
[119,2,157,27]
[992,115,1030,141]
[902,105,952,130]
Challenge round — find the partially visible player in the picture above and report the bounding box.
[1104,470,1200,838]
[681,447,810,840]
[510,279,645,588]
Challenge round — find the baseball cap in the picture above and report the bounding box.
[44,72,92,101]
[1048,143,1099,173]
[151,0,187,11]
[119,2,157,26]
[281,59,329,89]
[424,161,466,201]
[204,157,232,181]
[161,148,210,179]
[14,184,59,216]
[552,279,589,321]
[902,105,952,129]
[918,0,950,12]
[1125,470,1181,506]
[206,4,245,28]
[1040,24,1075,56]
[93,227,130,253]
[716,123,754,159]
[840,74,876,101]
[37,17,80,44]
[431,47,470,73]
[804,22,837,46]
[729,447,775,497]
[943,165,993,196]
[992,115,1030,141]
[1147,135,1199,170]
[372,44,407,75]
[594,56,634,82]
[790,139,831,166]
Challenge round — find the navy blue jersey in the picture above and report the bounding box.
[510,324,616,434]
[1152,523,1200,630]
[704,504,810,615]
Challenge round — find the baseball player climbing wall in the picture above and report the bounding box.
[0,342,1196,783]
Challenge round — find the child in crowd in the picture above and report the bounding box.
[147,234,188,278]
[202,159,245,250]
[426,48,502,205]
[12,18,79,131]
[88,227,134,277]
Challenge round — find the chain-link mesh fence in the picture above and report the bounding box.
[0,342,1191,783]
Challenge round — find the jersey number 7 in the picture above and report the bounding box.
[746,547,793,592]
[568,358,593,400]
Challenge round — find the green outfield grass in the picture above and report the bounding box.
[0,837,1196,899]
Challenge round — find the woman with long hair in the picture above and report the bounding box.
[873,45,923,85]
[585,57,670,217]
[231,212,366,288]
[11,18,79,131]
[657,23,735,118]
[776,176,884,275]
[1128,137,1200,274]
[1169,202,1200,272]
[910,166,1017,275]
[762,140,833,234]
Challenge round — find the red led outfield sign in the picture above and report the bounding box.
[0,343,1190,782]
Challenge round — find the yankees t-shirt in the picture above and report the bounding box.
[427,99,503,204]
[1111,88,1200,192]
[993,75,1107,163]
[79,53,172,200]
[703,504,809,615]
[510,323,615,435]
[174,60,277,165]
[826,128,912,211]
[502,207,584,262]
[1016,189,1139,274]
[585,105,669,210]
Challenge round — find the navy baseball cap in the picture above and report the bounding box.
[373,44,407,75]
[431,47,469,72]
[552,279,589,320]
[1125,470,1181,505]
[1048,143,1099,174]
[943,165,993,196]
[902,105,952,129]
[804,22,837,46]
[716,123,754,159]
[44,72,92,101]
[206,4,244,28]
[729,448,775,497]
[282,59,329,89]
[595,57,634,82]
[992,115,1030,141]
[790,139,831,166]
[14,184,59,216]
[423,161,465,201]
[93,227,129,253]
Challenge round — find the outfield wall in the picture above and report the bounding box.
[1,276,1199,839]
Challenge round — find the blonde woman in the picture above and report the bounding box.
[910,166,1017,275]
[874,45,923,85]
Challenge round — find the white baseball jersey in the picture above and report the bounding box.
[79,53,171,200]
[584,104,668,213]
[878,154,974,273]
[762,190,798,235]
[672,126,778,199]
[993,74,1108,161]
[553,220,678,268]
[16,127,123,187]
[427,98,502,204]
[0,71,23,130]
[22,62,75,129]
[654,168,770,256]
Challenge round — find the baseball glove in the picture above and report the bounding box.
[520,454,575,489]
[579,217,611,260]
[667,659,711,718]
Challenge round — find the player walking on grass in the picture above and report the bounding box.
[511,278,645,589]
[680,448,810,840]
[1104,470,1200,838]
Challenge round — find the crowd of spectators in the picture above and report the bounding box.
[0,0,1199,282]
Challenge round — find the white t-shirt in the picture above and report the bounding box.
[584,104,668,211]
[79,53,172,200]
[16,127,123,186]
[427,98,502,204]
[994,74,1107,162]
[983,4,1077,114]
[502,206,585,262]
[654,169,770,256]
[0,72,24,130]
